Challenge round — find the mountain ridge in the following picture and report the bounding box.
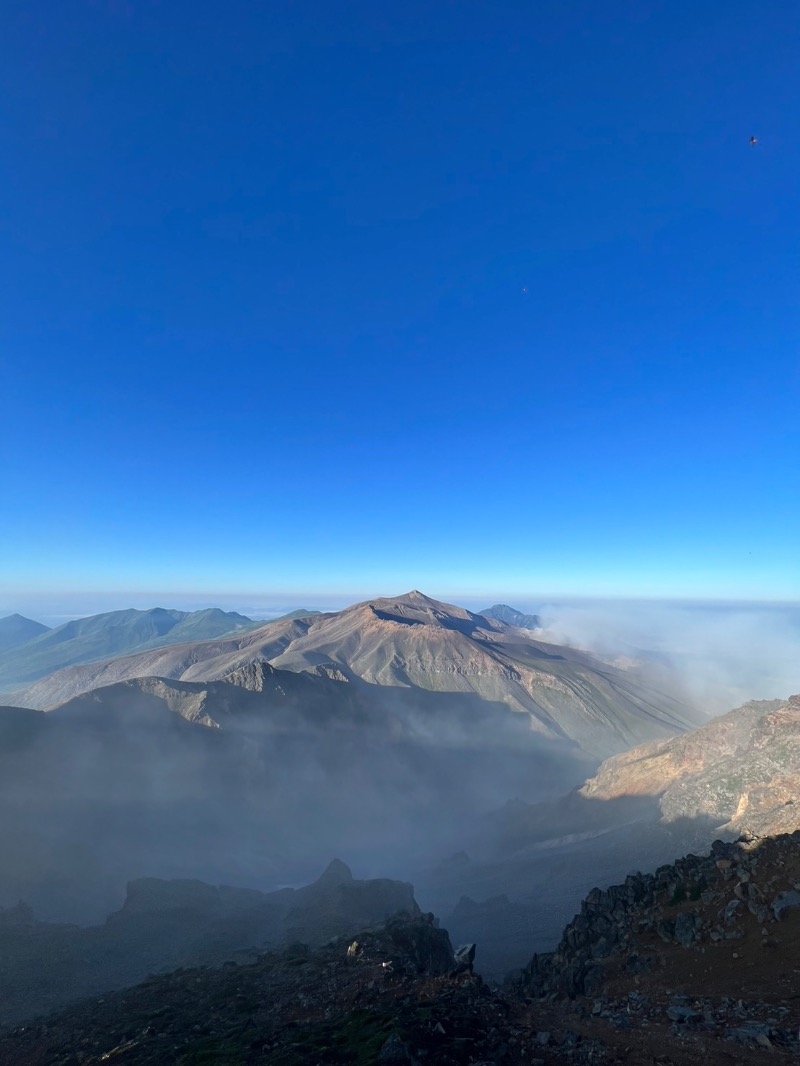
[0,613,50,653]
[0,607,265,691]
[479,603,542,629]
[12,591,700,760]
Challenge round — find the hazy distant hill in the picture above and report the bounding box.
[268,609,321,621]
[0,858,419,1026]
[0,664,588,923]
[0,607,261,691]
[15,591,699,760]
[0,614,50,653]
[16,616,314,709]
[479,604,541,629]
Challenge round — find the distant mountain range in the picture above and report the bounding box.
[479,604,542,629]
[11,591,697,758]
[0,613,50,653]
[0,607,318,693]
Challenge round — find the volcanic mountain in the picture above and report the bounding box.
[14,591,699,759]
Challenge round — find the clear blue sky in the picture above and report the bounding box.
[2,0,799,610]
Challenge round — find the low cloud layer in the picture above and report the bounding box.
[534,600,800,714]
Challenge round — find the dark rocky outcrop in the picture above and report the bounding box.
[0,860,421,1025]
[519,829,800,999]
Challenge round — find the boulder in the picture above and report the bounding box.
[772,890,800,920]
[453,943,476,972]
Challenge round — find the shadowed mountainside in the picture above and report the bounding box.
[0,663,592,924]
[0,858,420,1026]
[423,694,800,977]
[4,835,800,1066]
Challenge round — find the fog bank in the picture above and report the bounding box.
[532,600,800,714]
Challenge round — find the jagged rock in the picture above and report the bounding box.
[453,942,476,972]
[382,913,454,974]
[674,911,700,946]
[655,919,675,942]
[722,898,742,924]
[0,863,426,1026]
[772,889,800,920]
[667,1005,701,1023]
[315,858,354,887]
[117,877,267,918]
[519,830,800,1001]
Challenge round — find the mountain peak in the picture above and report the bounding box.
[479,604,542,630]
[0,613,51,654]
[316,858,354,887]
[394,590,437,605]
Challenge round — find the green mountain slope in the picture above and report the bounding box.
[0,608,261,691]
[0,614,50,653]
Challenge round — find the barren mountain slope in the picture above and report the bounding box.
[581,694,800,836]
[262,592,698,756]
[12,593,698,758]
[15,616,314,709]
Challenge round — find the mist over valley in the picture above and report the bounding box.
[1,590,798,1009]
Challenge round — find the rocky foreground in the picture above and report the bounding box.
[0,860,419,1027]
[3,833,800,1065]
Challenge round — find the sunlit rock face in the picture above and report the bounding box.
[581,695,800,837]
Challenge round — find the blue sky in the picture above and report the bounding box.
[2,0,799,611]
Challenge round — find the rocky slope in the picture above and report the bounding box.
[422,694,800,978]
[14,592,698,760]
[581,694,800,837]
[0,859,418,1026]
[515,831,800,1060]
[4,833,800,1066]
